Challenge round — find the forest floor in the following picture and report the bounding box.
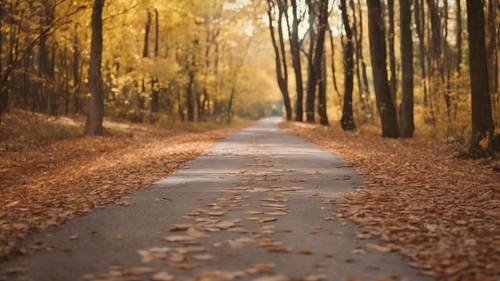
[0,111,249,259]
[282,122,500,280]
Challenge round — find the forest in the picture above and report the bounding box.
[0,0,499,281]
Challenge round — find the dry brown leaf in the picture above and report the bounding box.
[163,235,196,242]
[268,246,292,253]
[187,228,209,238]
[366,243,392,253]
[169,224,192,232]
[151,271,175,281]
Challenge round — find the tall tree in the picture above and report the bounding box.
[455,0,462,74]
[85,0,105,135]
[151,9,160,114]
[387,0,397,104]
[266,0,292,121]
[305,0,317,122]
[366,0,399,137]
[287,0,305,122]
[414,0,428,105]
[318,48,329,125]
[487,0,498,101]
[314,0,329,125]
[399,0,414,137]
[340,0,355,130]
[466,0,494,152]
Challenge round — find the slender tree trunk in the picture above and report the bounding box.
[455,0,462,73]
[72,25,81,114]
[415,0,428,105]
[305,0,317,123]
[277,2,292,121]
[143,10,151,58]
[150,9,159,114]
[367,0,399,137]
[466,0,494,152]
[387,0,397,105]
[318,48,329,125]
[85,0,105,135]
[487,0,498,102]
[327,28,341,99]
[290,0,304,122]
[399,0,414,138]
[340,0,356,130]
[186,70,195,122]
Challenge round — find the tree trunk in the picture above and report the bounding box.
[277,2,292,121]
[186,70,195,122]
[414,0,428,105]
[305,0,317,123]
[357,0,373,121]
[455,0,462,73]
[290,0,304,122]
[150,9,160,114]
[318,47,329,126]
[466,0,494,152]
[367,0,399,138]
[387,0,397,105]
[327,28,341,99]
[487,0,498,101]
[85,0,105,135]
[340,0,356,130]
[399,0,414,138]
[72,25,81,114]
[143,10,151,58]
[266,0,292,121]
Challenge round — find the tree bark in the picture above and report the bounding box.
[327,28,341,99]
[305,0,317,123]
[186,70,195,122]
[399,0,414,138]
[85,0,105,135]
[366,0,399,137]
[340,0,355,130]
[318,47,329,125]
[466,0,494,152]
[289,0,304,122]
[143,10,151,58]
[455,0,462,73]
[487,0,498,101]
[387,0,397,105]
[151,9,159,114]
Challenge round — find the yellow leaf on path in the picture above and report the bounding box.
[253,275,289,281]
[268,246,292,253]
[129,266,154,275]
[5,201,20,208]
[163,235,196,242]
[151,271,174,281]
[366,243,392,253]
[187,227,209,238]
[193,254,214,261]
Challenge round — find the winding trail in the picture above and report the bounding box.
[1,118,429,281]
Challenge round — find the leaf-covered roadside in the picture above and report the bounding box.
[282,122,500,281]
[0,115,248,259]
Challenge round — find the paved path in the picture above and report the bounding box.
[1,118,429,281]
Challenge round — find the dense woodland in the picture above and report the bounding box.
[264,0,499,153]
[0,0,499,153]
[0,0,281,130]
